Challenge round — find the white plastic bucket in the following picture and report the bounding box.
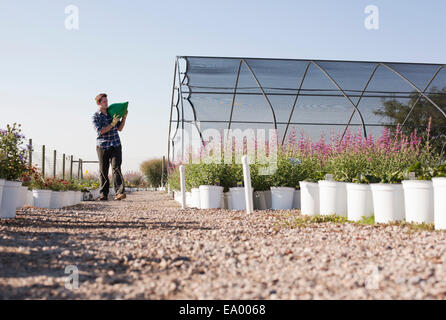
[402,180,434,224]
[185,192,192,207]
[293,189,301,210]
[271,187,295,210]
[16,186,28,209]
[50,191,65,209]
[67,190,76,206]
[62,191,70,207]
[346,183,373,221]
[264,190,272,209]
[433,178,446,230]
[0,180,21,219]
[77,191,83,204]
[370,183,405,223]
[223,192,232,210]
[24,189,33,207]
[33,189,52,209]
[199,185,223,209]
[230,187,252,211]
[0,179,4,210]
[319,181,347,216]
[191,188,200,208]
[299,181,319,216]
[254,191,267,210]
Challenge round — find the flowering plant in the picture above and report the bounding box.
[0,123,28,181]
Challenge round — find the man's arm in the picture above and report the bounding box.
[118,111,128,132]
[94,115,120,135]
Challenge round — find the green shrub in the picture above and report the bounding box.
[140,158,166,187]
[167,167,181,191]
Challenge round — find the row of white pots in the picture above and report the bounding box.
[175,186,302,211]
[0,179,90,219]
[173,178,446,229]
[298,178,446,229]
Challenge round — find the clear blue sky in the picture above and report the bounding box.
[1,0,445,173]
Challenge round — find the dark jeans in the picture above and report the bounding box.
[96,145,125,197]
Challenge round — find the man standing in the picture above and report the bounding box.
[92,93,128,201]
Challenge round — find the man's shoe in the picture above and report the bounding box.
[114,193,126,201]
[99,195,108,201]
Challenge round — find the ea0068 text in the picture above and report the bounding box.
[223,304,266,315]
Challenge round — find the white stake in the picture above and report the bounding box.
[242,155,253,214]
[179,165,186,209]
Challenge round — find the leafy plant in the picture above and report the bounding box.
[0,123,29,181]
[140,158,167,187]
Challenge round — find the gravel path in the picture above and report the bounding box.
[1,191,446,300]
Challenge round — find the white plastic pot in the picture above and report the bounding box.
[433,178,446,230]
[50,191,65,209]
[33,189,52,209]
[67,191,76,206]
[264,190,272,209]
[77,191,83,204]
[318,181,347,217]
[222,192,231,210]
[199,185,223,209]
[402,180,434,224]
[271,187,295,210]
[254,191,267,210]
[299,181,319,216]
[24,189,34,207]
[191,188,201,208]
[293,189,301,210]
[16,186,28,209]
[185,192,192,207]
[0,180,21,219]
[346,183,373,221]
[230,187,252,211]
[370,183,405,223]
[174,190,181,203]
[0,179,4,210]
[62,191,70,207]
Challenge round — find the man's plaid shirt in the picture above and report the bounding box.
[92,110,121,149]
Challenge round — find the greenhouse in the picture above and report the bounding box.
[168,56,446,164]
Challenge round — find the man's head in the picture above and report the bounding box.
[95,93,108,109]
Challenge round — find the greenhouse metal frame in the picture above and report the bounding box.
[168,56,446,168]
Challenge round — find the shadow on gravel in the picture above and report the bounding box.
[0,210,149,230]
[0,227,129,277]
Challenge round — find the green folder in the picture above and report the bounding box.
[107,102,128,118]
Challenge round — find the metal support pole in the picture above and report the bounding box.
[28,139,32,168]
[282,62,311,145]
[42,145,45,178]
[401,65,444,128]
[161,156,165,187]
[341,63,379,141]
[177,58,186,161]
[311,61,368,138]
[80,159,83,180]
[380,63,446,120]
[77,159,81,180]
[62,153,66,180]
[179,165,186,209]
[242,59,278,129]
[53,150,56,178]
[70,155,73,180]
[168,59,178,177]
